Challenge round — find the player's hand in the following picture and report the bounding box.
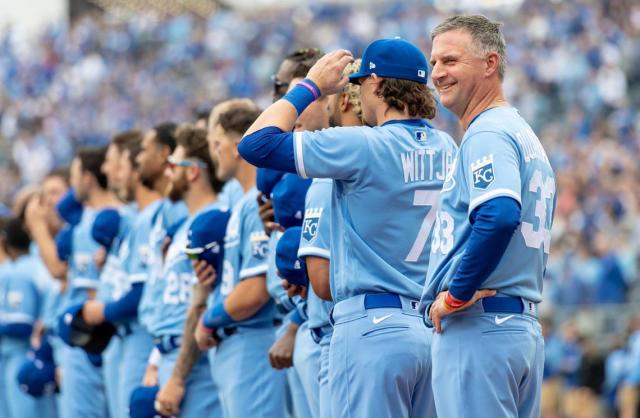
[429,289,496,334]
[30,321,45,349]
[306,49,354,96]
[194,315,218,351]
[24,194,47,231]
[156,375,185,416]
[257,194,277,235]
[94,247,107,271]
[192,259,217,288]
[82,300,105,326]
[282,279,308,299]
[268,322,298,369]
[142,364,158,387]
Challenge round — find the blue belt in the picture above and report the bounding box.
[481,296,537,316]
[364,293,402,309]
[309,324,333,344]
[153,335,181,354]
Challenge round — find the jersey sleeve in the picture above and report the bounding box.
[126,231,151,285]
[462,131,522,214]
[6,276,40,325]
[298,181,331,260]
[239,203,270,280]
[293,127,370,180]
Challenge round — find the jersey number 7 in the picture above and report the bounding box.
[405,190,440,262]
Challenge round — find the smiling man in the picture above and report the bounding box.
[420,15,557,418]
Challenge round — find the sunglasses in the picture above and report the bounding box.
[167,156,207,170]
[184,241,221,260]
[271,75,290,100]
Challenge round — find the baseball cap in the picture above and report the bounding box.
[57,303,116,354]
[349,38,428,84]
[91,208,121,249]
[184,209,230,271]
[272,174,312,230]
[17,357,57,397]
[56,189,84,226]
[257,168,285,199]
[129,386,168,418]
[55,225,73,262]
[275,226,308,287]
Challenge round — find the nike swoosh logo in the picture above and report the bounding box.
[372,314,393,325]
[495,314,515,325]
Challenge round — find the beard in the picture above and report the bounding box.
[167,175,189,202]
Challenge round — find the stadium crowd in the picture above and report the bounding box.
[0,1,639,418]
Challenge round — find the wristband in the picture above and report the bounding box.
[148,347,161,367]
[202,303,234,329]
[444,291,467,311]
[282,78,321,115]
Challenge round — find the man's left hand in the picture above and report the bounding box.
[429,289,496,334]
[82,300,105,326]
[156,375,185,417]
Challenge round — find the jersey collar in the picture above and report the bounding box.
[381,118,433,128]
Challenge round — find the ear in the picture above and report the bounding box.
[485,52,500,78]
[186,165,200,183]
[370,74,383,97]
[339,93,350,112]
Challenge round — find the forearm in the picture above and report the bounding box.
[31,225,67,279]
[448,197,521,302]
[306,256,332,301]
[171,284,210,381]
[103,283,144,322]
[203,276,270,328]
[244,100,298,137]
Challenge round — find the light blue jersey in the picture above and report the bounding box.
[422,106,556,305]
[0,255,41,353]
[297,178,333,329]
[213,187,272,327]
[150,202,221,337]
[138,199,188,332]
[30,244,63,331]
[219,179,244,210]
[97,207,136,304]
[125,199,163,293]
[293,120,457,301]
[65,208,102,307]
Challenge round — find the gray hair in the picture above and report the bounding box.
[431,15,507,79]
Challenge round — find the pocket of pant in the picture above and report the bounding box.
[481,328,527,335]
[361,324,410,338]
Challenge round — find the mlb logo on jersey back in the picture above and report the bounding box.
[471,154,495,190]
[250,231,269,259]
[302,208,323,241]
[415,130,427,142]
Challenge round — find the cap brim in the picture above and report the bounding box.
[348,71,369,84]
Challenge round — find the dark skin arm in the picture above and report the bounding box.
[306,256,332,301]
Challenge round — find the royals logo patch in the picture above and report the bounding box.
[471,154,495,190]
[302,208,323,241]
[250,231,269,259]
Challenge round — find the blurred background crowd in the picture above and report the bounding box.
[0,0,639,416]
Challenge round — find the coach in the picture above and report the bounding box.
[420,15,557,418]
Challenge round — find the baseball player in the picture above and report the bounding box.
[294,58,364,418]
[150,125,224,418]
[80,131,159,418]
[0,217,56,418]
[238,38,457,418]
[421,15,557,418]
[58,147,121,418]
[194,99,286,418]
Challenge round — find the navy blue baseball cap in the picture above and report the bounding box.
[55,225,73,263]
[56,189,83,226]
[349,38,429,84]
[184,209,230,271]
[272,174,311,230]
[257,168,285,198]
[58,303,116,354]
[91,208,121,249]
[276,226,308,287]
[17,356,57,397]
[129,386,168,418]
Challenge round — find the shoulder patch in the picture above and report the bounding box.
[471,154,495,190]
[302,208,323,241]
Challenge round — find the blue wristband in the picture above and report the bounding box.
[282,79,321,115]
[203,303,234,329]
